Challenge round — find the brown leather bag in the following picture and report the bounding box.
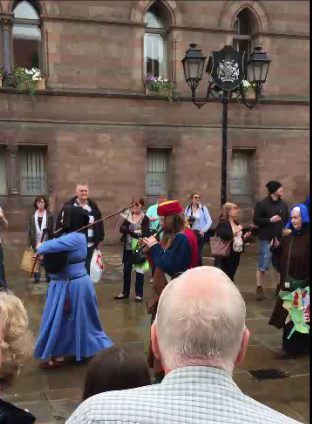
[210,236,231,257]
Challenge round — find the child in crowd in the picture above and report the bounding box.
[83,345,151,400]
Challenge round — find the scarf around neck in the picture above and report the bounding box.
[35,210,47,242]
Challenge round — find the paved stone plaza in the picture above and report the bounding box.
[1,243,310,424]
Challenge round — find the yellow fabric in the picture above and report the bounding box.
[157,200,179,207]
[20,247,39,273]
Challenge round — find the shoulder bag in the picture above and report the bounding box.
[210,222,231,257]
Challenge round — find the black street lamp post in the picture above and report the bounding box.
[182,43,271,206]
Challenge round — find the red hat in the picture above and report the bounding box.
[157,200,182,217]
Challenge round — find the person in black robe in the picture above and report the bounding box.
[269,204,310,359]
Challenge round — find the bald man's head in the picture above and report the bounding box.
[154,267,248,375]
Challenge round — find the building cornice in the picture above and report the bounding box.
[41,14,146,28]
[253,31,310,40]
[38,15,310,40]
[0,117,309,132]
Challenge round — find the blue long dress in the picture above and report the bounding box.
[34,232,113,361]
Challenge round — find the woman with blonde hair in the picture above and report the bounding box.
[0,291,35,423]
[214,202,251,281]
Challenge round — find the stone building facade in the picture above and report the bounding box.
[0,0,310,244]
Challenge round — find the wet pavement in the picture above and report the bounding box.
[1,243,310,424]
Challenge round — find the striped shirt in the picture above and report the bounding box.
[74,201,94,248]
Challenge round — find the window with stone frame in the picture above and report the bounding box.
[146,149,171,203]
[0,146,8,195]
[19,146,47,196]
[143,2,172,78]
[230,149,256,204]
[13,0,42,69]
[232,8,258,75]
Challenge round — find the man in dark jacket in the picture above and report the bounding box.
[253,181,289,300]
[56,184,104,274]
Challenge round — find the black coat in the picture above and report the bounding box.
[215,219,245,254]
[120,216,150,263]
[253,196,289,241]
[215,219,245,282]
[55,197,104,248]
[27,211,54,251]
[0,399,36,424]
[269,227,310,329]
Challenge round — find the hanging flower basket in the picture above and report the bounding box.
[240,80,253,99]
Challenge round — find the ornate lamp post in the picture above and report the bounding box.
[182,43,271,206]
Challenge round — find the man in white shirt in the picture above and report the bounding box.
[0,207,8,289]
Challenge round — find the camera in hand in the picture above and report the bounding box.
[188,216,196,227]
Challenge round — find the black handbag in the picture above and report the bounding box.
[131,248,146,265]
[44,252,69,273]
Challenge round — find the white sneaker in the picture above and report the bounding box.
[150,278,153,285]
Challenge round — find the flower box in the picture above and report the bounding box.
[145,87,171,96]
[36,79,46,90]
[143,75,177,102]
[15,67,45,97]
[19,79,45,91]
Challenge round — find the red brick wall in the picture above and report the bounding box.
[0,1,309,245]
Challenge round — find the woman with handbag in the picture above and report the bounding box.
[269,204,310,359]
[213,203,251,282]
[114,197,150,302]
[185,191,212,266]
[27,196,54,284]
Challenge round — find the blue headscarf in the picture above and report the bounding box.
[286,203,310,234]
[304,193,310,208]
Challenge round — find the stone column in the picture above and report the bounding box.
[8,146,19,195]
[0,15,13,74]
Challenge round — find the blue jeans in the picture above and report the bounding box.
[257,240,273,272]
[196,234,206,266]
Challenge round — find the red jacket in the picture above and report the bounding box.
[183,227,198,268]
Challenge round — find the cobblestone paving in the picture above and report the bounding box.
[1,243,310,424]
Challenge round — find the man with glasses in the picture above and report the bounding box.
[0,207,8,289]
[185,191,212,266]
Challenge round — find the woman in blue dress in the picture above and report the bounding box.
[34,206,113,369]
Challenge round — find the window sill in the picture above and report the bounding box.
[0,86,309,105]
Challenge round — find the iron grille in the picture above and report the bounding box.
[248,368,289,380]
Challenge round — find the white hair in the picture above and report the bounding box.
[155,267,246,375]
[291,206,301,216]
